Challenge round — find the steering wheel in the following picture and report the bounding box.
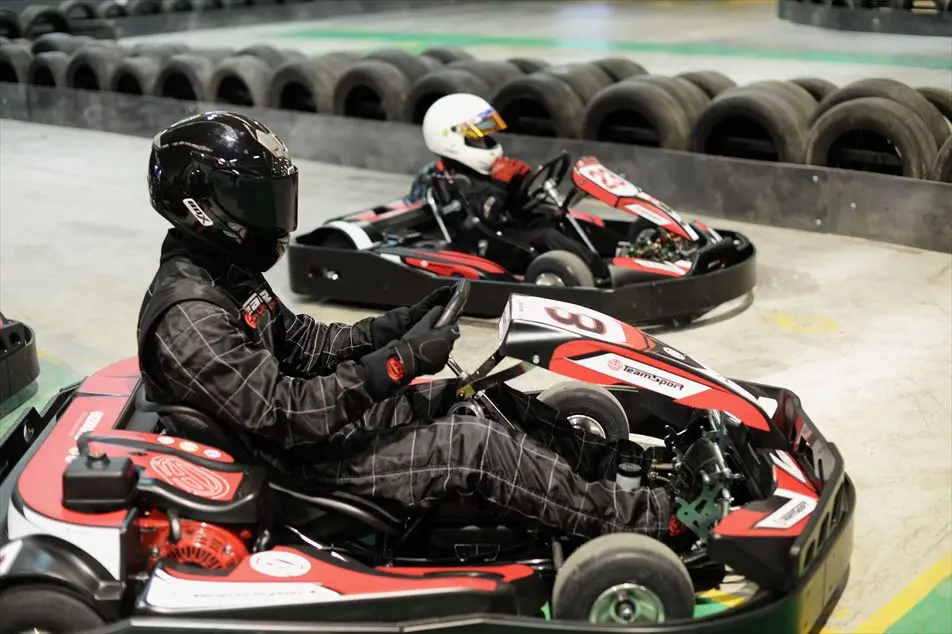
[516,152,572,212]
[434,280,471,328]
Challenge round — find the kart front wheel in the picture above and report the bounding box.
[537,381,630,441]
[552,533,695,624]
[0,584,105,634]
[524,250,595,287]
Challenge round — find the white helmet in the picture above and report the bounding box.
[422,93,507,176]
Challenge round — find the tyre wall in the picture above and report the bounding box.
[0,31,949,253]
[778,0,952,37]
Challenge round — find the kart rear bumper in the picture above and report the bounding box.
[287,230,756,326]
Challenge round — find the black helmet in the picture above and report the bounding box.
[148,111,299,271]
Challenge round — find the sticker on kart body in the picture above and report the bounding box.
[506,295,627,345]
[145,570,341,610]
[249,551,313,578]
[573,353,708,399]
[575,162,640,198]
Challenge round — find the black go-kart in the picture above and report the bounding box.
[0,283,852,634]
[288,154,757,326]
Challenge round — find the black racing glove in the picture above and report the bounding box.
[360,305,460,401]
[370,285,456,348]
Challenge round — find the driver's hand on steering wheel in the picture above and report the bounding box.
[359,307,460,401]
[490,157,532,187]
[369,286,455,348]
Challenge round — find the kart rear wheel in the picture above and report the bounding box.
[0,584,105,634]
[552,533,695,624]
[537,381,630,441]
[524,250,594,287]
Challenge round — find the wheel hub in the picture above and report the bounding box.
[567,414,607,438]
[533,273,565,286]
[589,582,665,624]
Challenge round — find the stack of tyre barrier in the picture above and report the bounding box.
[3,35,951,183]
[779,0,951,36]
[0,1,125,40]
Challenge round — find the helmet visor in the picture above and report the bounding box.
[452,108,507,140]
[211,170,299,233]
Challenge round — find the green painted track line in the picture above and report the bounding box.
[884,575,952,634]
[275,28,952,70]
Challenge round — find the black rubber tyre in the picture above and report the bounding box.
[154,53,216,101]
[0,42,31,83]
[126,0,162,15]
[333,59,411,121]
[805,97,938,180]
[552,533,695,623]
[537,381,630,441]
[18,5,71,38]
[267,55,351,114]
[524,250,595,287]
[676,70,735,99]
[236,43,305,69]
[626,75,710,124]
[738,80,818,117]
[419,46,473,64]
[0,584,105,634]
[211,54,271,106]
[445,59,522,92]
[30,32,92,55]
[96,0,127,18]
[65,44,123,90]
[812,78,951,149]
[690,87,809,164]
[58,0,97,20]
[128,42,189,60]
[917,86,952,128]
[362,48,440,84]
[541,63,614,105]
[28,49,69,86]
[0,9,23,39]
[507,56,549,74]
[110,55,161,94]
[934,136,952,183]
[790,76,838,102]
[492,72,586,138]
[404,68,491,123]
[590,57,647,82]
[582,81,693,149]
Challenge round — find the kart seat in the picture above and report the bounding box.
[133,385,407,535]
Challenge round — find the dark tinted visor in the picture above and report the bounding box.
[211,170,299,233]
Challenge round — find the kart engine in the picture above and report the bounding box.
[623,227,697,261]
[138,509,251,570]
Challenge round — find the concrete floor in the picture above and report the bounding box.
[122,1,952,87]
[1,120,950,631]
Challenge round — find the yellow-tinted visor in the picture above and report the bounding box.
[452,108,507,139]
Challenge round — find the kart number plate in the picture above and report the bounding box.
[508,295,626,345]
[576,162,639,198]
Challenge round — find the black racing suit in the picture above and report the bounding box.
[136,230,669,538]
[411,160,610,279]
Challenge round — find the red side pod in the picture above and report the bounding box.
[161,546,504,595]
[611,257,688,278]
[404,258,481,280]
[549,341,770,432]
[403,249,508,280]
[18,356,143,527]
[714,451,820,539]
[568,208,605,227]
[424,250,507,274]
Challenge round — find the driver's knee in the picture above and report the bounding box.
[428,414,522,471]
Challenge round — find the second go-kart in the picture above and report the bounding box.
[0,283,852,634]
[288,155,757,326]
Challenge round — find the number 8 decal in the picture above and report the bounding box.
[544,307,607,335]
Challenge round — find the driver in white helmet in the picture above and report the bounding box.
[418,93,609,280]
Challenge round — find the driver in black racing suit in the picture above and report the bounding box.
[416,93,610,281]
[138,111,699,542]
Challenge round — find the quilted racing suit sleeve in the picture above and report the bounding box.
[151,300,380,448]
[278,303,376,377]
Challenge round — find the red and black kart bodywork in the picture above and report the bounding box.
[288,158,756,326]
[0,296,853,634]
